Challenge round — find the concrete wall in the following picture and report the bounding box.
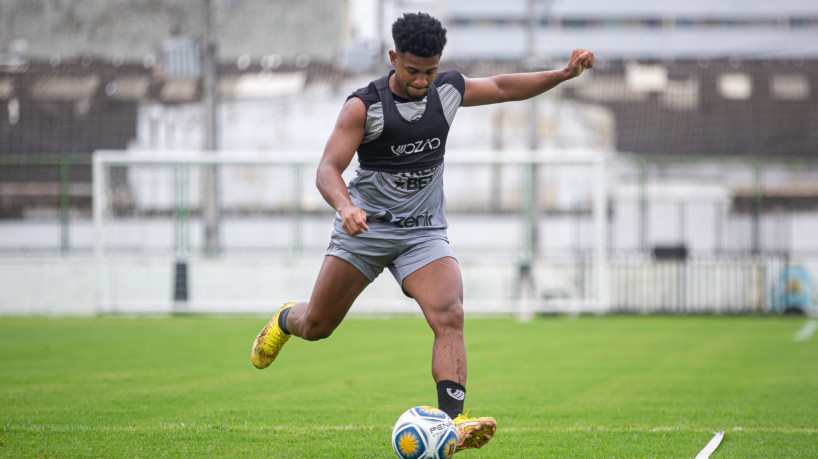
[3,255,816,316]
[0,256,529,316]
[0,0,346,61]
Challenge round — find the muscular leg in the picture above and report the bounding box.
[401,257,466,385]
[403,257,496,451]
[286,255,370,341]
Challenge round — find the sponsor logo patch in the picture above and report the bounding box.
[391,137,441,156]
[369,210,435,228]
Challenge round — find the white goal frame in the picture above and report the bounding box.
[92,149,609,316]
[443,149,610,317]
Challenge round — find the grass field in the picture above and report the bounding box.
[1,314,816,458]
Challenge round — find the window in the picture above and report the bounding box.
[718,73,752,100]
[770,74,810,100]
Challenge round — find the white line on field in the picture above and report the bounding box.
[495,426,816,434]
[794,319,817,342]
[694,431,724,459]
[10,425,818,434]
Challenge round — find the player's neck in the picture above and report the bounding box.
[387,73,408,99]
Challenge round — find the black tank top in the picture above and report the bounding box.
[350,70,459,173]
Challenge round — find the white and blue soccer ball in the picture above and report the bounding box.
[391,406,458,459]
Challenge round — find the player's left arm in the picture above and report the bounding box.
[461,48,594,107]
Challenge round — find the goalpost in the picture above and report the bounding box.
[92,149,608,316]
[444,149,609,318]
[92,149,324,314]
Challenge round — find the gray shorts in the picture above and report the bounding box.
[326,229,455,296]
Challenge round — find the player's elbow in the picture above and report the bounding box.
[315,162,336,194]
[315,168,326,194]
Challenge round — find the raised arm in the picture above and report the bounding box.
[462,49,594,107]
[316,97,370,236]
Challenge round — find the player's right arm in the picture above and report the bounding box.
[316,97,370,237]
[462,49,594,106]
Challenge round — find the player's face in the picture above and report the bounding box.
[389,51,440,101]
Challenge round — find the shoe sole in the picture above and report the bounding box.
[456,417,497,451]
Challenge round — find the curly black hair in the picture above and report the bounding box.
[391,12,447,57]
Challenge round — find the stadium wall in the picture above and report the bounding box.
[2,255,815,316]
[0,256,541,316]
[0,0,345,61]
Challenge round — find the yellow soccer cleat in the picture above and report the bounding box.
[251,302,295,369]
[453,412,497,451]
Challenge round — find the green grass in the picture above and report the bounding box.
[1,315,816,457]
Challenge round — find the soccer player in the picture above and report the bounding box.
[252,12,594,451]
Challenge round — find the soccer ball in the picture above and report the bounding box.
[391,406,458,459]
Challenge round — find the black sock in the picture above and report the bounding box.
[437,380,466,420]
[277,307,291,335]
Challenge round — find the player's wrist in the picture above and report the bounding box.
[558,66,575,80]
[335,203,359,216]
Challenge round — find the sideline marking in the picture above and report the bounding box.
[12,425,818,434]
[794,319,817,342]
[694,431,724,459]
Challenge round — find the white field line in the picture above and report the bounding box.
[494,426,818,434]
[694,431,725,459]
[8,424,818,434]
[794,319,818,342]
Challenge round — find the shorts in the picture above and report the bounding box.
[326,229,455,297]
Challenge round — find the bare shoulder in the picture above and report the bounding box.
[335,96,367,129]
[341,96,366,118]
